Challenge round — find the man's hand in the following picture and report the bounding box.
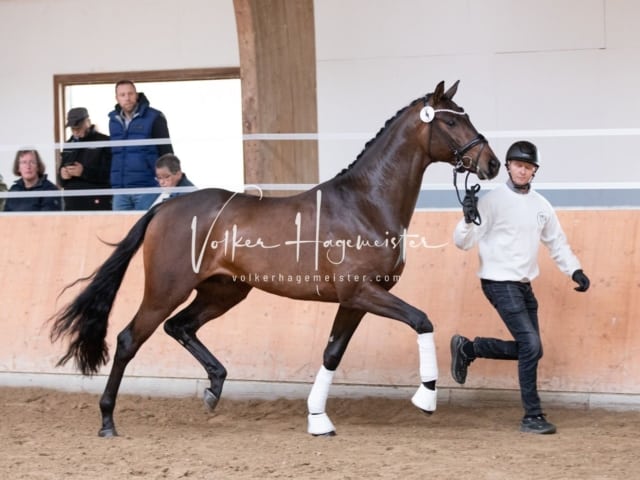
[64,162,84,178]
[462,191,479,224]
[572,269,590,292]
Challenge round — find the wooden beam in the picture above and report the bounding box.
[234,0,319,192]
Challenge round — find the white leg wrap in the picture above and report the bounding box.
[411,384,437,412]
[307,366,336,435]
[417,332,438,382]
[307,365,334,414]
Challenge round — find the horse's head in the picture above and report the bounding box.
[419,81,500,180]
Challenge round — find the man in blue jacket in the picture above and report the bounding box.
[108,80,174,210]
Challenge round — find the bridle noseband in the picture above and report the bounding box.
[420,103,487,225]
[452,133,486,173]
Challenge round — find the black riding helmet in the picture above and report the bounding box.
[505,140,539,168]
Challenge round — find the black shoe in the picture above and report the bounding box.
[520,414,557,434]
[450,334,472,384]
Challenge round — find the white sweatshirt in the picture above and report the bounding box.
[453,183,581,282]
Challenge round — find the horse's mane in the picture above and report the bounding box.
[334,94,430,177]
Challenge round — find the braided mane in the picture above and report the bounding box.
[335,94,430,177]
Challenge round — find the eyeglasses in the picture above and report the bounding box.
[155,173,176,181]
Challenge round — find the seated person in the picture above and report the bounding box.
[0,174,7,211]
[152,153,195,205]
[4,149,62,211]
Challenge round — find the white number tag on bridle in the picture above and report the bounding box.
[420,106,467,124]
[420,106,436,123]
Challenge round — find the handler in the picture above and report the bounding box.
[450,140,590,434]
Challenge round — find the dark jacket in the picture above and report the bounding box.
[152,173,196,207]
[59,126,112,210]
[108,92,173,188]
[0,174,7,211]
[169,173,195,199]
[3,175,63,212]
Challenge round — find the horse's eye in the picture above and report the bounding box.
[446,119,455,127]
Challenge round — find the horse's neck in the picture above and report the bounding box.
[340,124,429,227]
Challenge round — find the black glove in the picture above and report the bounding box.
[462,191,479,224]
[572,269,590,292]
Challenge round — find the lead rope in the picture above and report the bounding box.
[453,166,482,225]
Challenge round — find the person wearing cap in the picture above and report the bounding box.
[108,80,174,210]
[59,107,112,210]
[449,140,590,435]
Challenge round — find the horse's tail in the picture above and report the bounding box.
[50,205,161,376]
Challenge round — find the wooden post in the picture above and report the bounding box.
[234,0,319,195]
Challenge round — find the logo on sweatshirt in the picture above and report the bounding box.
[537,211,549,226]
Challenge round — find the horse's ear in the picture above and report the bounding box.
[432,81,445,104]
[444,80,460,100]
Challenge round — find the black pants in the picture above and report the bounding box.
[474,279,543,417]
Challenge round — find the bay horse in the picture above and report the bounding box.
[50,80,500,437]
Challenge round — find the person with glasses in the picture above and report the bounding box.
[450,140,590,435]
[150,153,195,206]
[4,149,62,211]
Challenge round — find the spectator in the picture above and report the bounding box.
[151,153,195,205]
[0,174,7,211]
[59,107,112,210]
[108,80,174,210]
[4,150,62,211]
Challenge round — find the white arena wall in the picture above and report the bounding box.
[1,0,639,406]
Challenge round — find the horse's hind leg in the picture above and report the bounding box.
[307,306,365,436]
[164,276,252,412]
[99,304,177,437]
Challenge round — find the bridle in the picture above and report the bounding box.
[420,103,487,225]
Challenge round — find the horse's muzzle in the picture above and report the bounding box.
[478,155,501,180]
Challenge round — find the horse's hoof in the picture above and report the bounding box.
[98,427,118,438]
[416,408,434,416]
[203,388,220,412]
[307,412,336,436]
[312,430,337,437]
[411,384,437,414]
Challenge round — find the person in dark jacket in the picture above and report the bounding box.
[59,107,112,210]
[0,173,7,211]
[4,149,62,212]
[108,80,174,210]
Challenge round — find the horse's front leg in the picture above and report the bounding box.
[343,283,438,415]
[307,306,365,436]
[411,331,438,414]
